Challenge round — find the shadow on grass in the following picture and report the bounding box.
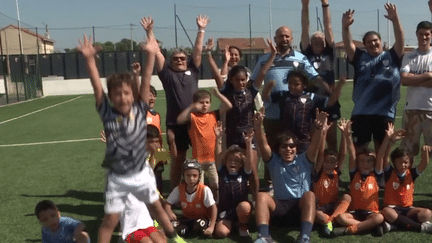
[25,240,41,242]
[21,190,103,203]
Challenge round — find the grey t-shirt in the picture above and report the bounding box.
[98,95,148,175]
[158,58,200,126]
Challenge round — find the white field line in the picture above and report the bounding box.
[0,96,82,125]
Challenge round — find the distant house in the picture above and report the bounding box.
[216,37,271,54]
[0,24,55,55]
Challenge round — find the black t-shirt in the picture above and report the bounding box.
[158,58,199,126]
[301,42,335,86]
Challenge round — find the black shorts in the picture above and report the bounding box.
[388,205,414,216]
[167,124,190,151]
[351,115,394,147]
[349,210,375,221]
[325,101,341,122]
[270,198,302,227]
[317,203,337,215]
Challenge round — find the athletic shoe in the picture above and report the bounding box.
[239,226,250,237]
[382,221,392,233]
[172,235,187,243]
[322,222,333,237]
[332,227,347,236]
[254,235,275,243]
[375,224,384,237]
[421,221,432,233]
[295,234,310,243]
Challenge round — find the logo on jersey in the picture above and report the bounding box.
[383,59,389,67]
[393,182,400,189]
[185,71,191,75]
[181,202,188,208]
[355,182,361,190]
[196,204,202,209]
[147,116,153,124]
[293,61,299,68]
[324,180,329,189]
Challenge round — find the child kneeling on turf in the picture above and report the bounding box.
[35,200,90,243]
[213,123,253,238]
[332,121,385,236]
[379,124,432,233]
[313,118,352,236]
[165,159,218,237]
[78,35,182,243]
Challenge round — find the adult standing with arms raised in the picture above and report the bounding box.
[141,15,210,189]
[341,3,404,153]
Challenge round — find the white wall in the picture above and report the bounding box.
[41,76,217,96]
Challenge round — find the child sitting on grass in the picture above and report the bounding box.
[177,88,232,200]
[35,200,90,243]
[164,159,218,237]
[213,123,253,238]
[77,34,183,243]
[313,118,351,237]
[379,124,432,233]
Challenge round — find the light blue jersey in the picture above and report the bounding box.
[41,217,81,243]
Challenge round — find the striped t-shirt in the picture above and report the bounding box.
[98,95,148,175]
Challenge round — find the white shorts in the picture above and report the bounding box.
[104,165,159,214]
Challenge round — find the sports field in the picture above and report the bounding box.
[1,82,432,243]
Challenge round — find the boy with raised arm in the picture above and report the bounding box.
[77,34,184,243]
[141,15,210,190]
[253,108,327,243]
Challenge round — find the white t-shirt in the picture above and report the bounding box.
[166,185,215,208]
[120,193,155,240]
[400,48,432,111]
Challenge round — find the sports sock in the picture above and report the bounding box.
[395,215,422,231]
[257,224,270,237]
[300,221,313,238]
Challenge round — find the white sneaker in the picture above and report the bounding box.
[421,221,432,233]
[239,226,250,237]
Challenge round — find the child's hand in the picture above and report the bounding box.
[267,38,277,55]
[314,109,328,130]
[168,212,177,221]
[197,15,210,30]
[253,107,265,127]
[77,34,97,59]
[337,118,352,136]
[422,145,431,162]
[203,38,214,53]
[391,129,405,142]
[384,3,399,23]
[243,128,255,145]
[214,121,224,138]
[224,45,231,62]
[339,73,348,86]
[203,225,214,236]
[100,130,106,143]
[140,15,154,33]
[131,62,141,75]
[322,120,333,132]
[385,122,395,138]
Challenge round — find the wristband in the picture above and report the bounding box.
[322,3,329,7]
[199,29,205,33]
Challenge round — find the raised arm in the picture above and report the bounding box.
[243,128,255,173]
[327,74,347,106]
[262,80,276,102]
[77,35,104,107]
[306,109,328,163]
[211,87,232,114]
[377,123,394,172]
[176,102,197,124]
[139,38,158,104]
[192,15,210,68]
[204,38,225,89]
[315,118,331,173]
[220,45,231,77]
[342,10,356,62]
[322,0,334,45]
[301,0,310,51]
[214,121,224,169]
[141,16,165,72]
[131,62,141,91]
[418,145,432,173]
[337,125,347,171]
[384,3,404,58]
[339,118,356,171]
[253,108,272,162]
[254,39,277,89]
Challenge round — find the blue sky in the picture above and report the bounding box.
[1,0,430,51]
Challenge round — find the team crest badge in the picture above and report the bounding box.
[181,202,187,208]
[237,177,242,183]
[383,59,389,66]
[300,97,307,104]
[147,117,153,124]
[185,71,191,75]
[314,62,320,69]
[368,183,374,189]
[293,61,299,67]
[196,204,202,208]
[324,180,329,189]
[355,182,361,190]
[393,182,400,189]
[407,184,411,190]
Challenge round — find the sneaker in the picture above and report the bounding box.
[382,221,392,234]
[295,234,310,243]
[421,221,432,233]
[254,235,275,243]
[375,224,384,237]
[322,222,333,237]
[332,227,347,237]
[239,226,250,237]
[172,235,187,243]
